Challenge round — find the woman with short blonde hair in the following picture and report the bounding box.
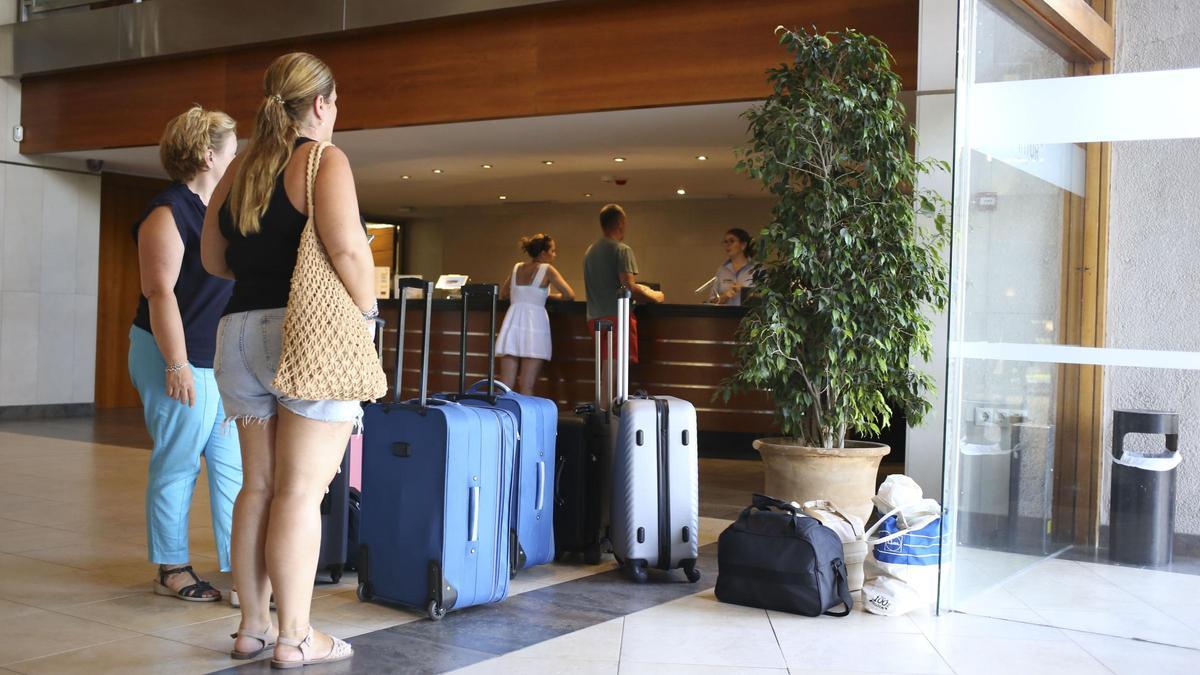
[203,52,374,668]
[129,105,240,604]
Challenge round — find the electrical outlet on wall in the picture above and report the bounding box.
[973,407,994,425]
[995,408,1028,424]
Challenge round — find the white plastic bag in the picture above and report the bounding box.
[862,476,942,616]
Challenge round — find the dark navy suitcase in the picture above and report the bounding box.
[357,280,517,620]
[554,320,614,564]
[439,285,558,573]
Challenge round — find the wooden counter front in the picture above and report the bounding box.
[375,299,775,436]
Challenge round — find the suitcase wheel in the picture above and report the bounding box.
[356,582,373,602]
[627,561,648,584]
[427,600,447,621]
[329,564,343,584]
[683,562,701,584]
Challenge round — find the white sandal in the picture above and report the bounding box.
[230,623,276,660]
[270,627,352,670]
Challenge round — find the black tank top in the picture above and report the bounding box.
[219,137,314,316]
[131,182,233,368]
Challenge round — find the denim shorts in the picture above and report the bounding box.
[214,308,364,430]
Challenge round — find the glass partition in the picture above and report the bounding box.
[942,0,1200,647]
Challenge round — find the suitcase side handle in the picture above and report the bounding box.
[468,485,480,542]
[394,279,435,405]
[535,460,546,511]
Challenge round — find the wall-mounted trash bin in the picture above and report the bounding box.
[1109,409,1180,566]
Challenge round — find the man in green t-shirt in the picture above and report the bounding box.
[582,204,665,363]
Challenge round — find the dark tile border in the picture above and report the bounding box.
[0,402,95,421]
[222,543,717,674]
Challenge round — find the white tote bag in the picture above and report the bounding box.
[861,479,942,616]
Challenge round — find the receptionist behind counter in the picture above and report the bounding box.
[709,228,757,306]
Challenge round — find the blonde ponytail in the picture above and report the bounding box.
[228,52,335,236]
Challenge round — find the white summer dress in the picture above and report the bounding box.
[495,262,553,360]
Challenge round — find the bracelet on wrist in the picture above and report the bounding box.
[165,362,188,374]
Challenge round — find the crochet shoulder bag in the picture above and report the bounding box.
[272,141,387,401]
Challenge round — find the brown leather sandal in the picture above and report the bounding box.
[152,565,221,602]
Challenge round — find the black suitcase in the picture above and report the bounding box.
[317,449,351,583]
[554,320,614,564]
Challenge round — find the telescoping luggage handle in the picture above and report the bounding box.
[594,319,613,411]
[615,287,633,404]
[394,279,435,406]
[456,284,499,402]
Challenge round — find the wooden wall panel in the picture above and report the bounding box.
[20,0,918,154]
[95,172,170,409]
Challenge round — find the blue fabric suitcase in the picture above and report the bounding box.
[357,280,517,620]
[439,285,558,572]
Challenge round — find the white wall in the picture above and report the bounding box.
[1103,0,1200,535]
[0,63,102,407]
[905,0,957,498]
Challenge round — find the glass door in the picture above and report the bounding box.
[942,0,1200,648]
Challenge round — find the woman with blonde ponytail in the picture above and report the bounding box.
[202,52,373,668]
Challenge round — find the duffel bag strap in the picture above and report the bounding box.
[739,493,801,521]
[823,560,853,617]
[751,493,799,514]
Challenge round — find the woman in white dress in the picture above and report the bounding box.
[496,234,576,395]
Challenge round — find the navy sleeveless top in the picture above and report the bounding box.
[218,137,313,316]
[131,182,233,369]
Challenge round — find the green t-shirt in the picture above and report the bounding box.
[583,237,639,319]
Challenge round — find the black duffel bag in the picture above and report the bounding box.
[716,493,853,617]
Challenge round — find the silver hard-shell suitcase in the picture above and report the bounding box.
[609,288,701,583]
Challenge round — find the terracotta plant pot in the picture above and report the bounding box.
[753,438,890,524]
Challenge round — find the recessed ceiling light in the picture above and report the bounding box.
[583,192,592,197]
[613,157,626,163]
[401,175,410,180]
[542,160,554,166]
[432,169,443,174]
[696,155,708,161]
[481,163,493,169]
[498,195,508,200]
[676,188,687,195]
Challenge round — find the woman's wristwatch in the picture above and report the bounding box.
[362,301,380,320]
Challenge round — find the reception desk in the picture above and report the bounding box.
[375,299,776,441]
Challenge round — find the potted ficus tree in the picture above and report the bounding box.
[724,27,950,522]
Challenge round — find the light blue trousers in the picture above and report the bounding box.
[128,326,242,571]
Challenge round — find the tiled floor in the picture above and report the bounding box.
[0,413,1196,674]
[953,547,1200,651]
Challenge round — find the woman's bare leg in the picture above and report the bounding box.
[499,355,519,391]
[517,358,545,396]
[231,418,277,654]
[266,407,352,663]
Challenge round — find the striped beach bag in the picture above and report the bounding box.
[861,499,941,616]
